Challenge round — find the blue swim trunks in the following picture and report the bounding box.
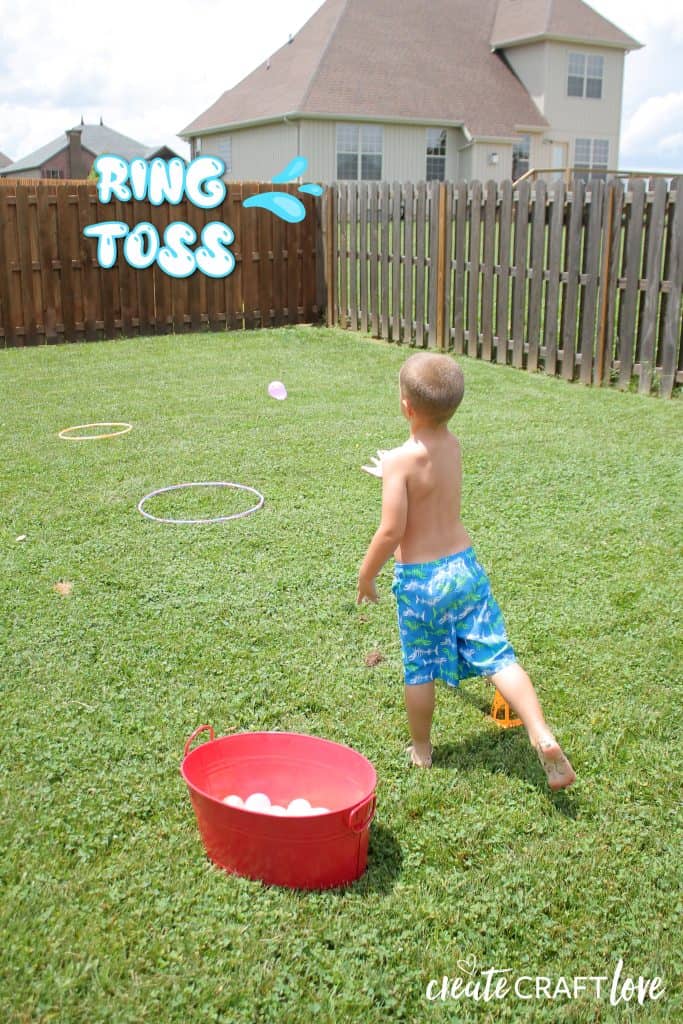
[392,547,517,687]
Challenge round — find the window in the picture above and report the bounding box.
[512,135,530,181]
[586,55,604,99]
[574,138,609,181]
[208,135,232,175]
[336,124,383,180]
[567,52,603,99]
[426,128,446,181]
[43,168,64,179]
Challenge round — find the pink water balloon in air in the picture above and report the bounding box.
[268,380,288,400]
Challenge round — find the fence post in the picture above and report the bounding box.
[325,185,336,327]
[659,176,683,398]
[0,188,17,346]
[639,179,668,394]
[436,183,447,349]
[595,180,616,385]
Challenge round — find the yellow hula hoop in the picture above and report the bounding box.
[58,422,133,441]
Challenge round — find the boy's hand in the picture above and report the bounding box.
[361,450,388,478]
[356,575,379,604]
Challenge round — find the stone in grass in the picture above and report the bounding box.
[54,581,73,596]
[364,649,384,668]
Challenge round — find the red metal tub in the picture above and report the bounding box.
[180,725,377,889]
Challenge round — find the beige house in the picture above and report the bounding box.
[180,0,640,184]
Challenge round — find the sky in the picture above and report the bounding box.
[1,0,681,172]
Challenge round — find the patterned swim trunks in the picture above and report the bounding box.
[392,547,517,687]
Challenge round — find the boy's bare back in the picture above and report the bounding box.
[383,429,472,565]
[356,352,576,790]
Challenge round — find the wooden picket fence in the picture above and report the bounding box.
[325,177,683,397]
[0,181,323,346]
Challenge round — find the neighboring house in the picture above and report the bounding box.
[0,120,182,179]
[179,0,641,184]
[0,152,12,170]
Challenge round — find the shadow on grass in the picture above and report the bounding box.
[289,822,403,899]
[434,720,579,819]
[358,822,403,893]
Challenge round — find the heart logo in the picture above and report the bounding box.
[457,954,478,976]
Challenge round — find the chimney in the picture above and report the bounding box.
[66,126,87,178]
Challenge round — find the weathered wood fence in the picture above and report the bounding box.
[0,181,323,346]
[326,178,683,397]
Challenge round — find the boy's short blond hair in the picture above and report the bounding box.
[399,353,464,423]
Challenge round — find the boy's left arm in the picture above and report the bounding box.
[357,452,408,604]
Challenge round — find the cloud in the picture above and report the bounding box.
[660,134,683,153]
[1,0,681,173]
[0,0,325,161]
[587,1,683,167]
[621,92,683,168]
[587,0,683,44]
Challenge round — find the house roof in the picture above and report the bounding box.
[181,0,550,140]
[0,152,12,168]
[0,123,170,175]
[490,0,642,51]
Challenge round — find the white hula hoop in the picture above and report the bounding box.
[59,422,133,441]
[137,481,265,525]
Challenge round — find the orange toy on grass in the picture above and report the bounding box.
[490,689,523,729]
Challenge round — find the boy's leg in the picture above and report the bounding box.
[489,662,549,746]
[490,663,576,790]
[404,682,435,767]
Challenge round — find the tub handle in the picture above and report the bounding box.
[183,724,215,759]
[347,793,376,833]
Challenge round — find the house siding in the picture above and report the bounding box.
[202,119,471,184]
[196,65,622,186]
[504,42,549,116]
[506,40,624,171]
[457,144,473,181]
[382,124,465,183]
[544,42,624,136]
[471,142,514,182]
[201,122,298,181]
[300,121,336,182]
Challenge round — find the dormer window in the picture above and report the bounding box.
[568,53,604,99]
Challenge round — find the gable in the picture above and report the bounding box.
[3,124,155,175]
[491,0,641,50]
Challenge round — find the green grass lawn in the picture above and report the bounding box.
[1,327,681,1023]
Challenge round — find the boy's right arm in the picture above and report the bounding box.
[360,450,387,478]
[357,451,408,603]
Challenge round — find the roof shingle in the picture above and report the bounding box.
[1,124,159,175]
[181,0,549,139]
[490,0,641,50]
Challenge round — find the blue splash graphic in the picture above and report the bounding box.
[272,156,308,182]
[242,156,325,223]
[243,191,306,223]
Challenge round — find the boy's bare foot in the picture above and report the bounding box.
[534,737,576,791]
[406,742,433,768]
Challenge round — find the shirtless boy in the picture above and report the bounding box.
[357,352,575,791]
